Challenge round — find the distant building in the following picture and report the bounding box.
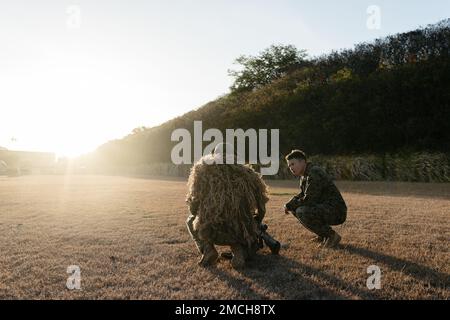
[0,149,55,175]
[0,160,7,174]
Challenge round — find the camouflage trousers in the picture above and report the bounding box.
[294,204,346,238]
[186,214,257,256]
[186,214,207,254]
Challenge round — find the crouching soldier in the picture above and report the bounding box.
[284,150,347,248]
[185,143,280,269]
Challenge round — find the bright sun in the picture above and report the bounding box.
[0,50,157,159]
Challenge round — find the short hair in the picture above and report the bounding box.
[285,149,307,162]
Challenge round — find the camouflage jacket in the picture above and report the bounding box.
[296,162,347,210]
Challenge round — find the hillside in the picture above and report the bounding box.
[86,19,450,178]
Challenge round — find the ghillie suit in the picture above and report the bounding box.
[186,154,271,268]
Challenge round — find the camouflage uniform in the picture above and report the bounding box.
[185,161,268,267]
[186,201,263,257]
[186,201,206,254]
[292,163,347,238]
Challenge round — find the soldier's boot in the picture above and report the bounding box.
[230,244,247,269]
[198,243,218,267]
[223,243,258,261]
[322,231,341,248]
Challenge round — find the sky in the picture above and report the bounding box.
[0,0,449,157]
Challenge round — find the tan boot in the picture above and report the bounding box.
[230,244,246,269]
[322,231,341,248]
[198,243,218,266]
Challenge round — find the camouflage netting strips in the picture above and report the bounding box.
[186,161,269,248]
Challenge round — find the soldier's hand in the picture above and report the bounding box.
[284,196,301,213]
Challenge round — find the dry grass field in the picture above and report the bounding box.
[0,175,448,299]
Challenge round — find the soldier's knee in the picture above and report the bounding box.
[327,204,347,225]
[336,209,347,225]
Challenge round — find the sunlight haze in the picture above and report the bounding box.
[1,0,448,157]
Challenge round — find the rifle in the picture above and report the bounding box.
[257,223,280,255]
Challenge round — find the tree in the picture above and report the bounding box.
[228,44,308,92]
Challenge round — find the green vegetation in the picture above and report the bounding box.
[87,19,450,181]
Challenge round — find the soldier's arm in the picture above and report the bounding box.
[255,203,266,224]
[295,176,304,199]
[186,194,200,216]
[254,191,266,223]
[301,167,327,205]
[288,177,304,209]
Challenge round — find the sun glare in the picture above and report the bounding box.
[0,51,153,158]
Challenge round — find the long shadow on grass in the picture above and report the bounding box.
[209,253,384,300]
[340,244,450,291]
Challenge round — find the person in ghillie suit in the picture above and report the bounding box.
[185,143,278,269]
[284,149,347,248]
